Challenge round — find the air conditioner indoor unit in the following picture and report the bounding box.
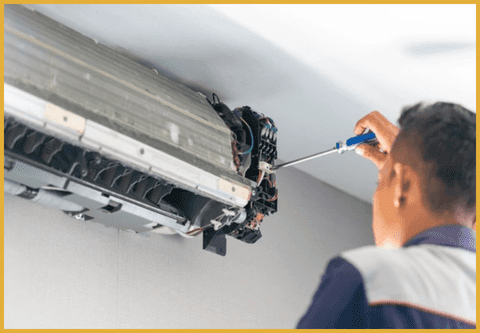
[4,5,278,256]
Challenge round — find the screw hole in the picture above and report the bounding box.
[232,187,236,192]
[139,148,144,155]
[63,116,68,122]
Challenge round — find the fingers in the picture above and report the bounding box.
[354,111,384,135]
[355,144,387,169]
[354,111,400,153]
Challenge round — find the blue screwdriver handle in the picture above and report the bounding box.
[346,132,376,147]
[336,132,377,152]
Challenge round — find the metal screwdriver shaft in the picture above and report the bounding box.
[271,132,377,171]
[271,148,337,171]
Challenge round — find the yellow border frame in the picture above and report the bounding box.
[1,2,477,332]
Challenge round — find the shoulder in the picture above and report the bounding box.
[339,246,411,303]
[296,256,369,328]
[340,244,476,287]
[339,244,476,325]
[303,256,365,300]
[313,255,367,293]
[340,245,407,274]
[319,256,365,293]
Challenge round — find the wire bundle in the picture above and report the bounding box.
[233,108,254,155]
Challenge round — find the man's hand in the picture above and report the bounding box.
[354,111,400,169]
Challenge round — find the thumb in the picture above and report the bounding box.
[355,144,387,169]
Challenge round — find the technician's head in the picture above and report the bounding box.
[373,102,476,248]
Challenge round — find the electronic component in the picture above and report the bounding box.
[3,4,278,256]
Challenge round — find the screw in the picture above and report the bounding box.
[75,214,84,220]
[4,158,15,171]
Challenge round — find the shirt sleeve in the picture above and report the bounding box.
[296,256,369,329]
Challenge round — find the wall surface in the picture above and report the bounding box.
[4,166,374,329]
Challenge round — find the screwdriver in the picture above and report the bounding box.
[271,132,377,171]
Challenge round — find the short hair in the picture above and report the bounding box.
[396,102,476,213]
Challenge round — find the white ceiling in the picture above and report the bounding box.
[211,4,476,113]
[28,4,476,203]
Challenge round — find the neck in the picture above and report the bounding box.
[401,208,472,246]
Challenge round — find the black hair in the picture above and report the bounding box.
[397,102,475,213]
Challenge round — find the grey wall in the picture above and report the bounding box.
[4,166,374,329]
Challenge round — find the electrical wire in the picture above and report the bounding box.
[257,170,266,186]
[232,108,254,155]
[266,178,273,188]
[267,117,276,128]
[258,117,277,134]
[264,177,277,201]
[212,93,221,105]
[247,212,265,230]
[185,215,223,235]
[258,117,270,124]
[267,193,278,202]
[184,207,239,236]
[231,136,241,170]
[238,117,254,155]
[185,222,216,236]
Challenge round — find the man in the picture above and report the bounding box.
[297,103,476,329]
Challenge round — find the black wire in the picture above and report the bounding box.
[212,93,220,105]
[267,117,277,128]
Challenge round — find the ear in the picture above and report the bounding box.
[472,214,476,231]
[393,163,410,209]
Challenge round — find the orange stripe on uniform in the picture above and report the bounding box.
[369,299,476,326]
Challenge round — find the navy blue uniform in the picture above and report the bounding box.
[297,225,476,329]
